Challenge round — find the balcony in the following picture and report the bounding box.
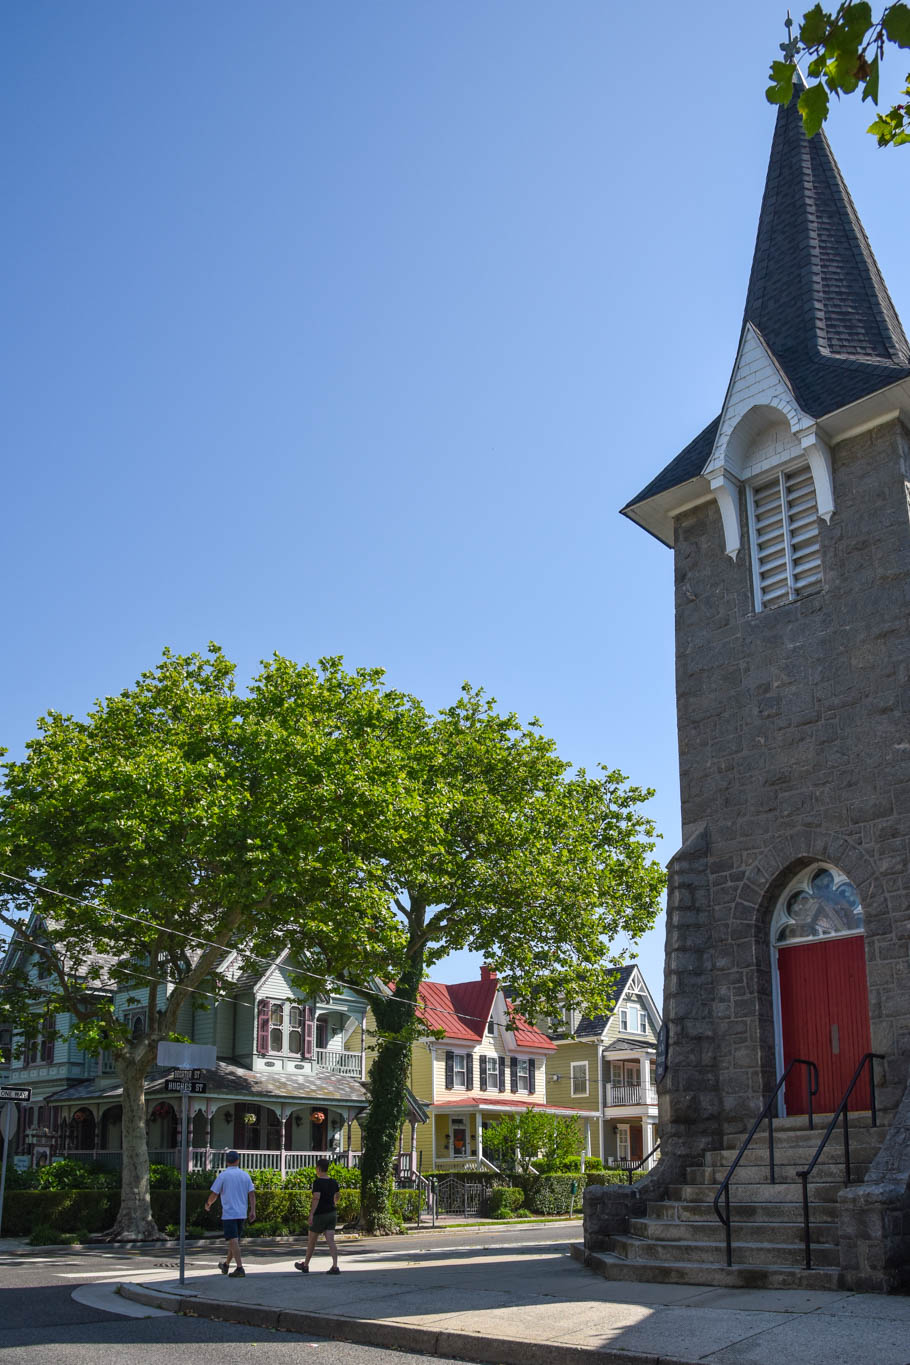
[314,1047,363,1079]
[603,1083,658,1109]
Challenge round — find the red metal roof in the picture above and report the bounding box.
[413,973,555,1051]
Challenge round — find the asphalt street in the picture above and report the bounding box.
[0,1222,579,1363]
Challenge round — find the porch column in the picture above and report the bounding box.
[639,1054,649,1100]
[279,1104,288,1178]
[476,1113,483,1166]
[409,1118,417,1174]
[204,1101,213,1170]
[91,1105,100,1162]
[345,1113,353,1168]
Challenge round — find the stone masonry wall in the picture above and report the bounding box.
[665,416,910,1289]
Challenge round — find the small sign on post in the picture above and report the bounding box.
[0,1086,32,1103]
[155,1043,217,1286]
[0,1099,23,1238]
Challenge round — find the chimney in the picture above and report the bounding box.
[480,965,497,981]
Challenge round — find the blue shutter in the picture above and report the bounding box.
[479,1056,488,1091]
[528,1059,536,1094]
[445,1051,454,1089]
[465,1053,474,1090]
[257,999,270,1054]
[498,1056,506,1092]
[510,1057,518,1093]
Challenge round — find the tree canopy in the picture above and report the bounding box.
[768,4,910,146]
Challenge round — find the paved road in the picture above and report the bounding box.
[0,1223,579,1363]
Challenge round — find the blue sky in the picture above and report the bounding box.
[2,2,908,1000]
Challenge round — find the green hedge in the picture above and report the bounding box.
[487,1187,524,1216]
[0,1190,120,1237]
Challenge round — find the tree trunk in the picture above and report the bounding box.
[106,1054,159,1240]
[359,943,424,1233]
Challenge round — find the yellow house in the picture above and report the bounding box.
[361,966,598,1176]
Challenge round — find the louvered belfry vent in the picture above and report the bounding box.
[749,462,822,610]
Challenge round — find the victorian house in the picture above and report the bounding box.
[1,924,375,1174]
[545,962,661,1171]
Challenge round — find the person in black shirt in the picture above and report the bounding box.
[295,1156,341,1273]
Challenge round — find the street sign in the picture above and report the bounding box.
[173,1068,204,1081]
[0,1103,17,1142]
[156,1041,216,1070]
[0,1086,32,1103]
[165,1080,207,1095]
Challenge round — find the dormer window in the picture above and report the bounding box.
[748,462,822,610]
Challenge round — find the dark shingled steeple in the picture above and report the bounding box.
[623,76,910,516]
[744,72,910,416]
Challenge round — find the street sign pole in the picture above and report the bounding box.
[179,1089,188,1286]
[0,1101,19,1238]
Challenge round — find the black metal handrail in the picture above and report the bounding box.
[625,1140,661,1184]
[797,1051,884,1269]
[713,1058,818,1267]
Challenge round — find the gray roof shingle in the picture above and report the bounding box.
[623,73,909,518]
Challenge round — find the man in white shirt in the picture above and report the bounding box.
[205,1150,256,1277]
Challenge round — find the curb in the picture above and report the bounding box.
[117,1280,686,1365]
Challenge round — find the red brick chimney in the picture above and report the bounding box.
[480,965,497,981]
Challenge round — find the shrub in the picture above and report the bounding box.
[148,1164,181,1190]
[518,1174,583,1215]
[336,1189,361,1224]
[390,1189,420,1221]
[28,1224,81,1246]
[2,1190,119,1237]
[164,1223,179,1239]
[2,1157,39,1190]
[250,1168,283,1190]
[185,1224,207,1238]
[35,1160,119,1191]
[486,1187,524,1217]
[584,1157,604,1171]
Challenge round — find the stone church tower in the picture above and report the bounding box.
[585,79,910,1290]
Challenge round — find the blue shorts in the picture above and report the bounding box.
[222,1218,245,1241]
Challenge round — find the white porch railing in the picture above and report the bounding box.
[314,1047,363,1078]
[603,1084,658,1107]
[60,1147,361,1175]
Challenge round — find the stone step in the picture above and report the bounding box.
[610,1232,840,1269]
[706,1134,882,1167]
[648,1198,839,1223]
[725,1111,877,1136]
[686,1161,866,1185]
[629,1216,835,1246]
[573,1243,842,1293]
[673,1179,845,1203]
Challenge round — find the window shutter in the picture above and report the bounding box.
[466,1053,474,1090]
[510,1056,518,1093]
[479,1056,488,1091]
[304,1005,314,1059]
[528,1058,535,1094]
[751,464,821,610]
[498,1056,506,1092]
[257,999,270,1054]
[445,1051,454,1090]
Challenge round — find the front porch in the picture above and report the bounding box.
[431,1100,600,1171]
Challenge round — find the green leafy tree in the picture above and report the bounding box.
[767,4,910,145]
[483,1110,584,1178]
[0,648,399,1240]
[339,684,664,1231]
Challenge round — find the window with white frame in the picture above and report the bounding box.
[571,1060,588,1096]
[288,1005,303,1055]
[748,463,822,610]
[516,1058,530,1092]
[269,1002,284,1053]
[453,1054,467,1088]
[616,1124,630,1161]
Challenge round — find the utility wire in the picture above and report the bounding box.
[0,867,564,1036]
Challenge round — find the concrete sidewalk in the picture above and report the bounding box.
[118,1239,910,1365]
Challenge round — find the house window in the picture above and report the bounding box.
[269,1003,284,1053]
[516,1059,530,1092]
[288,1005,303,1055]
[451,1119,467,1157]
[620,1006,639,1032]
[616,1124,631,1161]
[486,1020,495,1035]
[748,463,822,610]
[453,1054,467,1088]
[571,1061,588,1096]
[639,1009,648,1035]
[0,1027,11,1064]
[772,865,863,945]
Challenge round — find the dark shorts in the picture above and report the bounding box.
[310,1211,337,1234]
[223,1218,245,1241]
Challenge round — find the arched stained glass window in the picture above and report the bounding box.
[772,864,864,946]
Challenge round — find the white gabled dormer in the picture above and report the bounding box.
[703,323,834,562]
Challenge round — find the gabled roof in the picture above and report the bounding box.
[417,976,498,1043]
[622,70,909,525]
[572,963,639,1039]
[417,974,555,1051]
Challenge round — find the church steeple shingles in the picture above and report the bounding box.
[623,76,909,515]
[744,74,910,416]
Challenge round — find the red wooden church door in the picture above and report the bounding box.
[778,934,871,1114]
